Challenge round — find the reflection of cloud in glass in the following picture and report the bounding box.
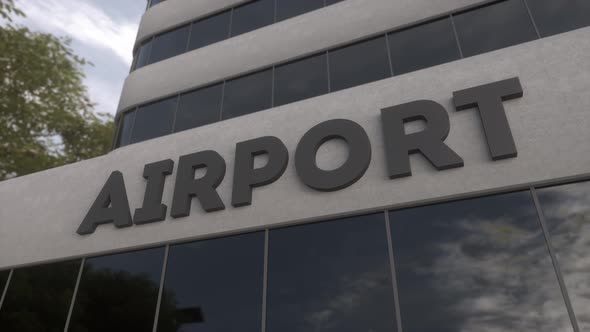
[538,181,590,330]
[390,191,572,332]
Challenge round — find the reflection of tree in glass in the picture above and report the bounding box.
[68,266,181,332]
[157,290,205,332]
[0,260,79,332]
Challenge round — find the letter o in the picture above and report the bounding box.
[295,119,371,191]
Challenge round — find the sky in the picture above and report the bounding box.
[13,0,146,116]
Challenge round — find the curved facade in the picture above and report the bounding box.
[1,0,590,331]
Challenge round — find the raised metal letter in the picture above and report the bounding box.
[295,119,371,191]
[77,171,133,235]
[453,77,523,160]
[133,159,174,225]
[171,150,226,218]
[232,136,289,207]
[381,100,464,179]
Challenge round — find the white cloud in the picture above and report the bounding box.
[15,0,138,65]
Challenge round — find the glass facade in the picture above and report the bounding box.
[1,181,588,331]
[116,0,590,149]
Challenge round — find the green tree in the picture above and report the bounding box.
[0,0,114,180]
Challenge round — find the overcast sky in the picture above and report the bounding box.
[14,0,146,116]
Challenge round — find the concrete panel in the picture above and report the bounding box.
[119,0,484,112]
[137,0,251,48]
[1,28,589,269]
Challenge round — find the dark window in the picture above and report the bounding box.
[328,36,391,92]
[174,84,223,133]
[68,247,165,332]
[274,53,328,106]
[537,181,590,328]
[276,0,324,22]
[325,0,345,5]
[134,40,153,70]
[453,0,537,57]
[527,0,590,37]
[149,0,165,8]
[149,25,190,64]
[266,213,398,332]
[0,270,10,298]
[130,97,177,144]
[221,69,273,120]
[115,111,136,148]
[230,0,275,37]
[189,11,231,51]
[389,191,571,332]
[388,18,460,75]
[0,260,80,331]
[156,232,264,332]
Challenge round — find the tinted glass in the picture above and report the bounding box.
[174,84,222,133]
[156,232,264,332]
[389,191,571,332]
[135,40,153,70]
[230,0,275,37]
[267,213,398,332]
[537,181,590,330]
[325,0,344,4]
[329,36,391,92]
[221,69,272,119]
[388,18,460,75]
[130,97,176,144]
[453,0,537,57]
[149,25,190,64]
[528,0,590,37]
[0,260,80,331]
[115,111,136,148]
[276,0,323,21]
[68,247,165,332]
[150,0,165,8]
[274,53,328,106]
[189,11,231,51]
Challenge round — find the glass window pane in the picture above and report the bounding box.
[150,0,165,8]
[276,0,323,22]
[274,53,328,107]
[0,260,81,331]
[156,232,264,332]
[389,191,571,332]
[388,18,460,75]
[325,0,344,5]
[266,213,398,332]
[68,247,165,332]
[230,0,275,37]
[174,84,223,133]
[115,111,136,148]
[329,36,391,92]
[537,181,590,329]
[130,97,176,144]
[527,0,590,37]
[221,69,272,120]
[453,0,537,57]
[189,11,231,51]
[149,25,190,64]
[135,40,153,70]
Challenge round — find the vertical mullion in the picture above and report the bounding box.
[522,0,541,39]
[0,269,13,312]
[450,14,464,59]
[261,229,270,332]
[384,33,395,77]
[530,187,580,332]
[128,107,139,145]
[152,244,171,332]
[228,8,235,38]
[185,22,194,52]
[63,258,85,332]
[384,211,403,332]
[326,51,332,93]
[270,67,276,107]
[219,81,227,121]
[170,94,181,134]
